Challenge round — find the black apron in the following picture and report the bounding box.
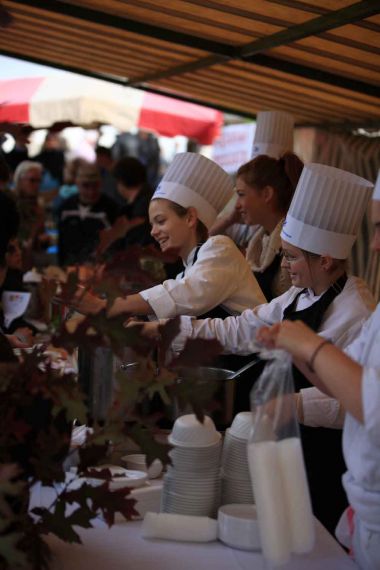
[281,273,349,535]
[253,253,282,302]
[187,245,258,428]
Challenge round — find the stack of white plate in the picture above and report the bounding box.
[221,413,254,505]
[161,414,222,517]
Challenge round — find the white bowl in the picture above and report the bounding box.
[85,465,148,489]
[218,504,261,551]
[229,413,253,440]
[169,414,221,448]
[122,454,163,479]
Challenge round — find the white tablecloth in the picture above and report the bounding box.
[44,516,355,570]
[32,482,355,570]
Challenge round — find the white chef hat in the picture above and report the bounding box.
[252,111,294,160]
[152,152,233,229]
[281,163,373,259]
[373,170,380,202]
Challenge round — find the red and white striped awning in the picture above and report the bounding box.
[0,76,223,145]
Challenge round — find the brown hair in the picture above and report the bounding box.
[168,202,208,243]
[237,152,304,213]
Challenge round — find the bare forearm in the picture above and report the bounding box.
[108,293,153,317]
[308,342,363,422]
[209,216,233,236]
[293,357,333,397]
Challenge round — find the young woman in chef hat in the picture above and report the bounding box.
[257,171,380,570]
[211,111,303,301]
[151,163,375,533]
[73,152,265,319]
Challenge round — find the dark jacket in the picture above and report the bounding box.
[58,194,119,266]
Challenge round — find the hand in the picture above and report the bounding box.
[64,286,106,316]
[126,320,161,340]
[256,320,322,363]
[97,216,145,255]
[7,327,34,348]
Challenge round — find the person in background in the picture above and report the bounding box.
[210,111,298,301]
[0,193,33,354]
[13,160,51,268]
[35,131,65,186]
[112,130,160,188]
[52,157,86,220]
[97,156,153,255]
[141,164,375,534]
[212,153,303,301]
[0,237,36,336]
[95,145,124,207]
[71,153,266,320]
[57,162,119,266]
[256,172,380,570]
[3,125,31,175]
[0,149,12,195]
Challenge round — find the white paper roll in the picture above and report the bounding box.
[247,441,291,566]
[142,512,217,542]
[277,438,315,554]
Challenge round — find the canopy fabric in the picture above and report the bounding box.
[0,76,223,144]
[0,0,379,130]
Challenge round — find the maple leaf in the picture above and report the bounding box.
[32,500,82,544]
[157,317,181,368]
[91,483,138,526]
[51,318,106,355]
[128,423,171,467]
[0,532,27,568]
[18,522,52,570]
[170,337,223,369]
[77,443,110,473]
[58,271,79,304]
[29,423,70,485]
[173,367,220,422]
[62,482,138,527]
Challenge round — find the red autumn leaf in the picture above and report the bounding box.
[170,337,223,368]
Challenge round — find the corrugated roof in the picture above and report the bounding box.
[1,0,379,129]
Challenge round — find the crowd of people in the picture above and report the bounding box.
[0,110,379,569]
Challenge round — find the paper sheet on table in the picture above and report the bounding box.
[1,291,31,327]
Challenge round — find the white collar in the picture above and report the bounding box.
[183,244,202,268]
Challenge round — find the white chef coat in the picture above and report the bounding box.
[341,304,380,531]
[139,235,266,319]
[302,304,380,567]
[173,276,374,354]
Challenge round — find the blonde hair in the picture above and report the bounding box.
[13,161,42,190]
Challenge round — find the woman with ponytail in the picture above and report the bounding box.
[234,152,304,300]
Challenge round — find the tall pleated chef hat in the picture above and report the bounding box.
[152,152,233,229]
[281,163,373,259]
[251,111,294,159]
[373,170,380,202]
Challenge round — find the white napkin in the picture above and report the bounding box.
[142,512,217,542]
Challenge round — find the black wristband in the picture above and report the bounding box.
[308,339,331,373]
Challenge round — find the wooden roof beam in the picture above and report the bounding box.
[7,0,235,56]
[127,0,380,96]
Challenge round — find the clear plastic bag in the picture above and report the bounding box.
[247,351,315,567]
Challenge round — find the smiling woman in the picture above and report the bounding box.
[73,152,266,320]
